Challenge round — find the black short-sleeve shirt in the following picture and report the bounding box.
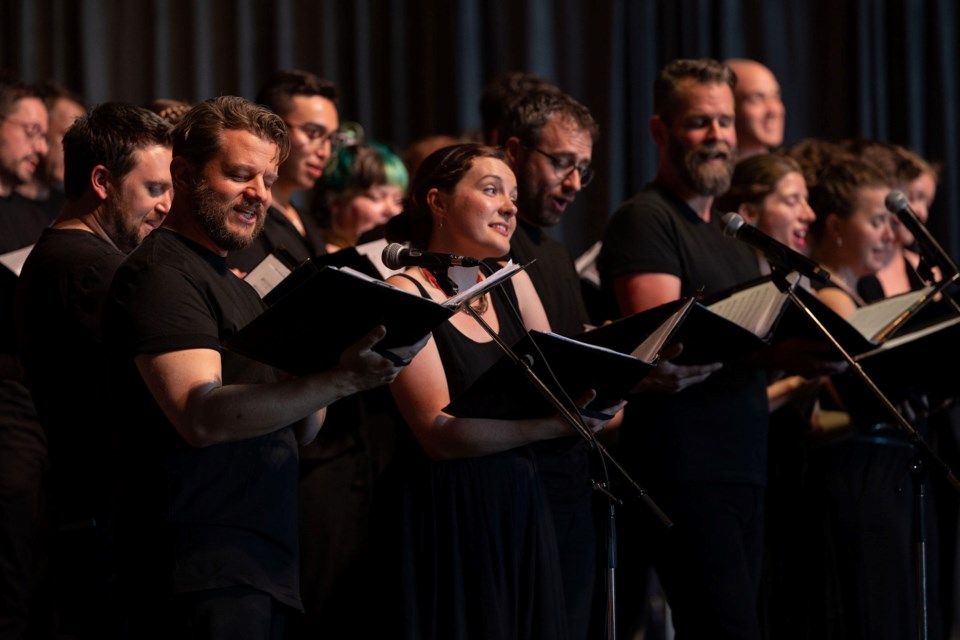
[104,228,301,609]
[15,229,125,522]
[599,183,769,485]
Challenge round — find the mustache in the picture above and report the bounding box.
[238,198,266,213]
[692,140,733,157]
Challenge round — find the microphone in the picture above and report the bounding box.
[721,212,830,284]
[884,189,958,279]
[381,243,481,269]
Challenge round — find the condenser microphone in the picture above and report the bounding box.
[722,212,830,284]
[884,189,958,279]
[381,243,481,270]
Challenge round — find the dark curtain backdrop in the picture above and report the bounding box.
[2,0,958,259]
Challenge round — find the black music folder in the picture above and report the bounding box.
[648,274,948,365]
[634,275,796,365]
[443,298,694,420]
[784,278,960,421]
[226,259,523,375]
[781,281,950,356]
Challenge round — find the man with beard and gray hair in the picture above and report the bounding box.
[102,96,425,639]
[598,58,771,639]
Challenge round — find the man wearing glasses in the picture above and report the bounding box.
[227,69,341,275]
[500,89,601,640]
[0,80,51,253]
[501,89,598,337]
[0,78,50,640]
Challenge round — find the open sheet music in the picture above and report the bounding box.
[226,259,525,374]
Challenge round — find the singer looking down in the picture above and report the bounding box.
[101,97,426,637]
[372,143,624,639]
[852,142,945,301]
[796,149,940,639]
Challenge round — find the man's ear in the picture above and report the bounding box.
[90,165,111,200]
[170,157,195,192]
[503,136,525,167]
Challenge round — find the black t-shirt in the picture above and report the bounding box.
[509,219,590,338]
[1,192,55,357]
[0,192,54,254]
[508,219,594,507]
[104,228,301,609]
[15,228,125,523]
[598,183,769,485]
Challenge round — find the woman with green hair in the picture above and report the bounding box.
[315,140,408,252]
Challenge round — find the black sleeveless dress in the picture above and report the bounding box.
[794,279,940,639]
[378,274,568,640]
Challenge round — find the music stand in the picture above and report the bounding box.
[456,280,672,640]
[770,267,960,640]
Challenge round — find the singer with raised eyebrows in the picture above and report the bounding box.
[371,142,623,639]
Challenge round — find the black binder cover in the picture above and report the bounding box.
[442,330,655,420]
[262,249,381,307]
[777,284,946,357]
[667,301,774,365]
[225,262,454,375]
[652,275,793,365]
[572,298,692,360]
[831,314,960,425]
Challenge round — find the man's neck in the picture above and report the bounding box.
[271,182,296,211]
[654,171,715,222]
[162,206,227,257]
[0,175,16,198]
[53,201,122,252]
[270,182,307,236]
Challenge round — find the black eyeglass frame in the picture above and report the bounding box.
[531,147,594,187]
[285,122,348,151]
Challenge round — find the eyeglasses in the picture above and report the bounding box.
[286,122,346,150]
[532,147,594,187]
[4,117,47,145]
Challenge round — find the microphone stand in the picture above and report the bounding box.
[460,299,671,640]
[770,267,960,640]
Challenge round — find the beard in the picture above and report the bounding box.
[101,195,143,254]
[516,164,561,228]
[193,177,265,252]
[668,135,735,196]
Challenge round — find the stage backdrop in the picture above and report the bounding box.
[2,0,957,260]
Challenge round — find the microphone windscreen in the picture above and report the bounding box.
[884,189,909,213]
[382,243,405,269]
[721,212,744,238]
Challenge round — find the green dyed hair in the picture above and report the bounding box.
[324,142,409,195]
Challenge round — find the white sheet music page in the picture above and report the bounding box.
[0,244,33,276]
[706,277,791,339]
[846,285,936,341]
[243,254,292,298]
